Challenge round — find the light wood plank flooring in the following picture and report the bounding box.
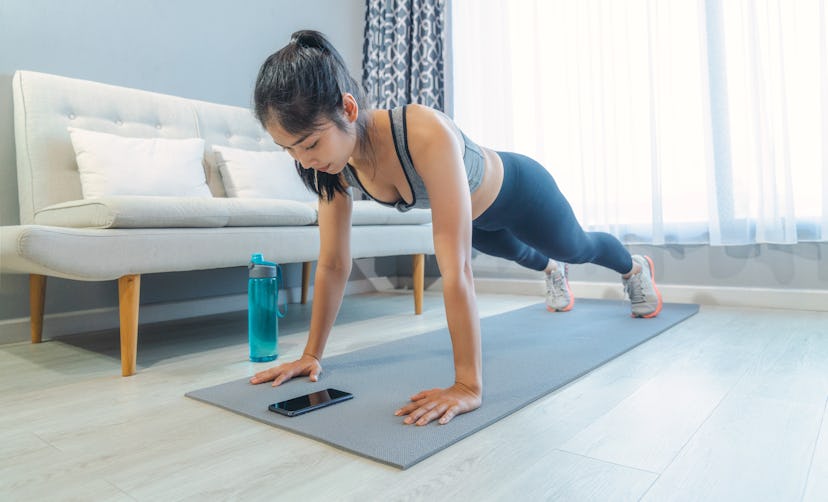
[1,291,827,501]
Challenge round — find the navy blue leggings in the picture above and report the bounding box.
[472,152,633,274]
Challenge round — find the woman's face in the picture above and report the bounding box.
[266,114,356,176]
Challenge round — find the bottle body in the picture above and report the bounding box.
[248,276,278,362]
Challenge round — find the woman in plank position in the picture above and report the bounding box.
[250,30,662,426]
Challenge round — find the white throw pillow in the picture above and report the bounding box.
[212,145,317,202]
[68,127,212,199]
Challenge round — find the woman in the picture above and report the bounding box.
[250,30,662,426]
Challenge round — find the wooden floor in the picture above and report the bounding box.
[1,291,827,501]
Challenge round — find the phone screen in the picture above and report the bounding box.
[268,388,353,416]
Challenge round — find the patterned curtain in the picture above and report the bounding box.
[362,0,446,111]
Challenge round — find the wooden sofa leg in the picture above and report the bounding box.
[301,261,311,304]
[413,254,424,315]
[118,274,141,377]
[29,274,47,343]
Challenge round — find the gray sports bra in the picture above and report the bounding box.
[341,105,485,212]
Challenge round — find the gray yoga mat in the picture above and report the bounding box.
[186,299,698,469]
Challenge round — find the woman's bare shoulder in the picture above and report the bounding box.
[404,103,441,124]
[404,104,459,148]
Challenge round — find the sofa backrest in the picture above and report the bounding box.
[12,70,277,224]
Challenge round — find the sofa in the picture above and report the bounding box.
[0,70,434,376]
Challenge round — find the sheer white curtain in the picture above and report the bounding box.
[452,0,827,245]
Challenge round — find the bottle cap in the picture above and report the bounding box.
[249,253,278,278]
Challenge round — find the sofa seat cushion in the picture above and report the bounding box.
[221,198,316,227]
[351,200,431,225]
[305,200,431,225]
[34,196,317,229]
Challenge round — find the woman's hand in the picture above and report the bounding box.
[394,383,482,426]
[249,354,322,387]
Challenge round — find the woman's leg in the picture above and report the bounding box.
[471,227,548,271]
[471,227,573,312]
[472,151,661,317]
[477,151,633,275]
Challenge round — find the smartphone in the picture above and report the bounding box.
[268,388,353,417]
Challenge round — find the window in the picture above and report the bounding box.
[452,0,827,245]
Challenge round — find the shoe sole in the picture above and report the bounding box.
[632,255,663,318]
[547,265,574,312]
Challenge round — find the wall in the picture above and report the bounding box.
[0,0,366,334]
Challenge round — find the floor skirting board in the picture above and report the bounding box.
[461,278,828,313]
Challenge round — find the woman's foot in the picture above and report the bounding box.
[622,255,662,318]
[545,261,574,312]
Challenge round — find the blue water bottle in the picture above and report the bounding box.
[248,253,287,362]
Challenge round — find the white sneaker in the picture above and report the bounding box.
[623,255,663,318]
[545,262,574,312]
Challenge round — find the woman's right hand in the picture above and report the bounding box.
[249,354,322,387]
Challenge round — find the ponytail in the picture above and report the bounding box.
[290,30,341,60]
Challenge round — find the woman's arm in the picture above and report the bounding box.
[251,187,353,386]
[394,105,483,425]
[303,188,354,360]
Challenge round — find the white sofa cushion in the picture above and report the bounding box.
[347,200,432,225]
[192,98,279,199]
[34,196,317,229]
[304,200,431,225]
[68,127,212,199]
[222,198,317,227]
[212,145,317,202]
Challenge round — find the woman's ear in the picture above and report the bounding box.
[342,93,358,122]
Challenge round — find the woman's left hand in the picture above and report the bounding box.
[394,383,482,426]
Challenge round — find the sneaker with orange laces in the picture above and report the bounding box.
[622,255,663,318]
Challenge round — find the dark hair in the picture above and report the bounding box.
[254,30,371,201]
